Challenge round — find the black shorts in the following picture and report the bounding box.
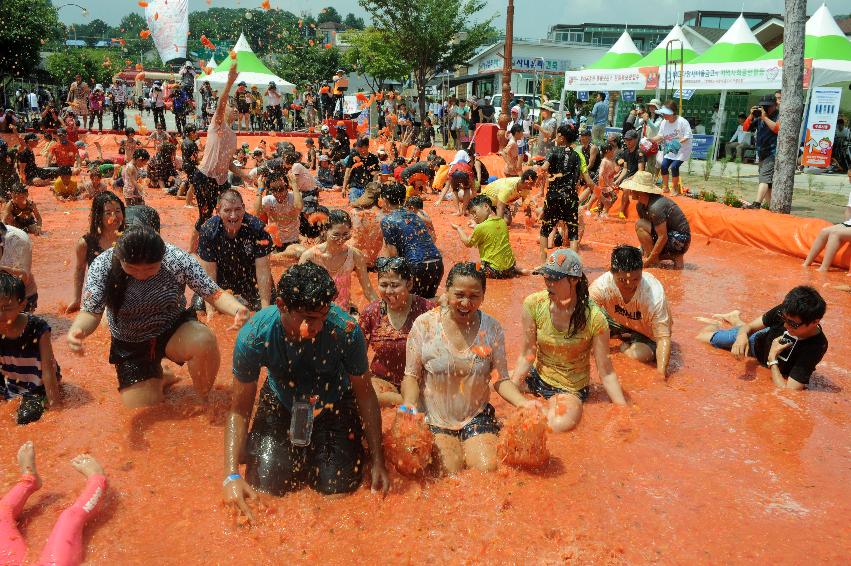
[605,314,657,354]
[244,383,365,496]
[651,227,691,258]
[409,258,444,298]
[192,170,230,231]
[540,193,579,242]
[108,309,197,390]
[28,166,59,181]
[525,367,589,402]
[429,403,501,441]
[481,261,520,279]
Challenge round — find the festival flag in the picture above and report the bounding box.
[144,0,189,63]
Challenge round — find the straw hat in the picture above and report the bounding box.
[540,100,559,113]
[620,171,662,194]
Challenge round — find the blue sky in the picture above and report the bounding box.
[58,0,850,40]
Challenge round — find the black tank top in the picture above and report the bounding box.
[581,143,600,174]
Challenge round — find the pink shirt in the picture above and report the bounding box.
[198,120,237,185]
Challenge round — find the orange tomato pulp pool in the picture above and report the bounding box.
[1,133,847,564]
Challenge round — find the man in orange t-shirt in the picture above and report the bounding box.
[49,129,79,168]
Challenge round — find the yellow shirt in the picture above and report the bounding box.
[523,291,608,393]
[468,216,515,272]
[53,178,78,198]
[482,177,523,206]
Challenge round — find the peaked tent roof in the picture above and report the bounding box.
[204,33,294,94]
[586,31,643,69]
[760,4,851,62]
[690,15,767,64]
[632,25,699,67]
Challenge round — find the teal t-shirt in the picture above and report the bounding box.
[232,305,368,410]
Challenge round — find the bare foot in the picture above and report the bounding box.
[694,316,722,326]
[161,366,182,393]
[71,454,104,478]
[17,441,42,488]
[712,310,743,326]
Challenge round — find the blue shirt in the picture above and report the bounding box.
[380,208,442,264]
[591,100,609,126]
[232,305,368,410]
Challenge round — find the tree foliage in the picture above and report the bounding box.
[343,14,366,30]
[317,7,343,24]
[357,0,497,117]
[45,48,125,88]
[343,28,409,91]
[0,0,61,78]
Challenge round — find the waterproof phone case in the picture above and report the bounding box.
[289,401,315,447]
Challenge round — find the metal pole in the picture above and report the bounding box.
[498,0,514,136]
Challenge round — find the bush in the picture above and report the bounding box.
[722,188,743,208]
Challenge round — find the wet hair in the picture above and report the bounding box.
[564,274,591,335]
[125,205,161,233]
[557,125,578,144]
[380,182,407,206]
[276,262,337,312]
[327,208,352,229]
[355,137,370,148]
[450,170,470,185]
[184,124,196,135]
[446,261,486,293]
[217,188,243,206]
[10,183,28,195]
[781,286,826,325]
[467,194,493,211]
[124,127,136,136]
[58,166,73,176]
[375,256,412,281]
[88,191,126,238]
[283,151,302,165]
[610,244,643,273]
[132,148,150,161]
[509,124,524,135]
[601,142,616,155]
[158,142,176,156]
[104,226,166,312]
[520,169,538,182]
[404,195,424,210]
[0,272,25,302]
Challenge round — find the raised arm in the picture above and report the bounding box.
[214,64,238,126]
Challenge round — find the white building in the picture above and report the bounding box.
[450,39,608,98]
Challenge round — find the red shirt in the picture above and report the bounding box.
[359,295,435,385]
[50,141,78,167]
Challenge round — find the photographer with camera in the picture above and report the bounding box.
[742,95,780,209]
[695,286,828,390]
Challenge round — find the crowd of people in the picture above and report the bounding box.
[0,61,844,557]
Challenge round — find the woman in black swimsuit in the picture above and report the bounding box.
[66,192,125,313]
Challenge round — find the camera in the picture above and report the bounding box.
[751,107,763,118]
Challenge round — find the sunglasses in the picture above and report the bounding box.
[780,314,804,329]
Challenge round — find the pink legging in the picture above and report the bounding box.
[0,473,107,566]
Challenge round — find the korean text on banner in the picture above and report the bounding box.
[801,87,842,168]
[146,0,189,63]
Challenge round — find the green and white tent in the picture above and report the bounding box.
[760,4,851,86]
[586,31,643,69]
[689,15,767,63]
[199,33,294,94]
[632,25,699,67]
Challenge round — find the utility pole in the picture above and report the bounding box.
[498,0,514,139]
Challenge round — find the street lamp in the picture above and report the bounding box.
[56,3,90,42]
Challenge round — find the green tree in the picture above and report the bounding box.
[46,48,123,88]
[358,0,497,118]
[343,13,366,29]
[343,28,408,92]
[271,44,342,88]
[317,6,342,24]
[76,19,114,42]
[0,0,61,78]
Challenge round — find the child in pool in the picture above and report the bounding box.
[299,209,379,314]
[0,272,61,425]
[3,183,42,235]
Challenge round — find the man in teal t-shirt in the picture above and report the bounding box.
[223,263,388,520]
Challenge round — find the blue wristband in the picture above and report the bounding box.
[223,473,241,486]
[398,404,417,414]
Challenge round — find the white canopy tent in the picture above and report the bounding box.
[195,34,294,96]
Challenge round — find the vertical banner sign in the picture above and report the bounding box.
[146,0,189,63]
[801,87,842,168]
